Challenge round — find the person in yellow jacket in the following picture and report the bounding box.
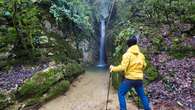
[110,36,151,110]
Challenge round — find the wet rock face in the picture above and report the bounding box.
[79,40,94,64]
[146,54,194,109]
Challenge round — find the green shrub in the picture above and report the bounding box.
[144,60,159,85]
[151,34,166,51]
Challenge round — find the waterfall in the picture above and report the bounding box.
[96,0,112,68]
[97,18,106,67]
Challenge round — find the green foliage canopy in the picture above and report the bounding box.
[50,0,93,31]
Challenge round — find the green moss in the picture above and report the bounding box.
[22,80,70,109]
[24,97,42,107]
[0,93,11,110]
[167,46,195,59]
[151,34,166,51]
[63,63,85,81]
[48,32,83,64]
[12,62,84,109]
[17,68,64,100]
[144,60,159,85]
[16,63,84,104]
[43,80,70,102]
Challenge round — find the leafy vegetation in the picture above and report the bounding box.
[0,0,92,70]
[0,0,89,109]
[144,59,159,85]
[50,0,92,29]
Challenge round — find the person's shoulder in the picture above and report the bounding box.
[139,52,146,59]
[123,51,131,58]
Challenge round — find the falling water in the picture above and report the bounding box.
[96,0,112,68]
[97,18,106,67]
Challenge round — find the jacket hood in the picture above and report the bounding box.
[127,45,140,55]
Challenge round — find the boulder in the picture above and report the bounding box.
[16,63,84,100]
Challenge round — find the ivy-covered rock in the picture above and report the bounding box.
[16,67,64,100]
[16,63,84,104]
[23,80,69,107]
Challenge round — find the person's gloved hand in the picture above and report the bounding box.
[109,65,114,73]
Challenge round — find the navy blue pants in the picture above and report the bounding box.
[118,79,151,110]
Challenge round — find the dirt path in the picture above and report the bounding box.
[39,69,138,110]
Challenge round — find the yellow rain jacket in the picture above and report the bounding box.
[112,45,147,80]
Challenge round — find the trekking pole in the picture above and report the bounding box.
[106,71,112,110]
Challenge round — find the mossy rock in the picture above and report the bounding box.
[47,32,83,64]
[24,97,42,108]
[63,63,85,81]
[0,93,12,110]
[16,67,64,100]
[19,80,70,110]
[43,80,70,102]
[16,63,84,101]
